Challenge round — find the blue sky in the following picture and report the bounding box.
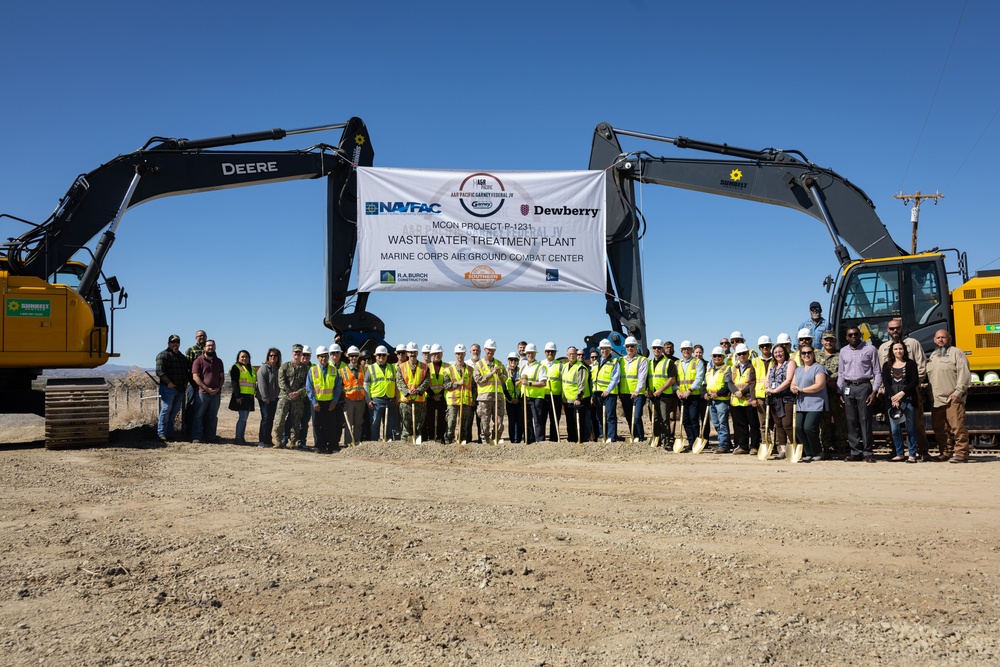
[3,1,998,368]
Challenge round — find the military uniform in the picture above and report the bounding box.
[816,345,847,457]
[443,362,474,443]
[396,360,429,441]
[474,355,507,442]
[274,355,310,447]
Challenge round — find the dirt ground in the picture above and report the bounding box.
[1,407,998,666]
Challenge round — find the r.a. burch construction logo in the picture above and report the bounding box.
[464,265,502,288]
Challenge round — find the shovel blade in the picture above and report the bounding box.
[758,441,773,460]
[692,437,706,454]
[791,444,804,463]
[672,437,685,453]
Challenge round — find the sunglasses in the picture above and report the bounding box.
[720,342,730,346]
[888,326,901,331]
[801,351,814,356]
[847,332,860,337]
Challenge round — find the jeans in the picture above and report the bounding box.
[235,411,249,441]
[889,399,918,457]
[595,394,617,441]
[192,392,221,441]
[370,397,399,441]
[681,395,702,445]
[623,394,645,440]
[157,384,183,439]
[709,400,730,450]
[257,398,275,445]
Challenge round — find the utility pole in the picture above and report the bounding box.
[893,190,943,255]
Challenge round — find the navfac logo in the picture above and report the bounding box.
[380,270,396,285]
[365,202,442,215]
[545,269,559,282]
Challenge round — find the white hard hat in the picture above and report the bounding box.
[421,344,431,353]
[454,343,467,354]
[970,372,981,385]
[711,346,725,356]
[315,345,329,355]
[484,339,497,350]
[544,341,557,352]
[984,371,1000,384]
[405,341,418,352]
[430,343,443,354]
[375,345,389,355]
[507,351,519,359]
[680,340,693,349]
[624,336,638,346]
[301,345,312,355]
[757,335,772,346]
[330,343,342,353]
[734,343,750,354]
[599,339,612,349]
[347,345,360,355]
[797,327,813,339]
[395,343,406,352]
[525,343,537,353]
[776,333,792,345]
[730,331,744,340]
[650,339,664,348]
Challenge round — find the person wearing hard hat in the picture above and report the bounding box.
[726,331,754,365]
[816,330,847,458]
[339,346,367,446]
[676,340,705,447]
[646,339,676,446]
[396,342,429,441]
[725,343,757,455]
[775,333,793,359]
[619,336,648,441]
[797,300,830,348]
[592,339,621,442]
[520,343,547,444]
[365,345,398,441]
[442,343,474,444]
[753,335,775,447]
[421,344,432,367]
[468,343,483,443]
[421,343,449,443]
[504,351,524,443]
[561,346,591,443]
[704,346,732,453]
[306,345,342,453]
[473,339,507,442]
[792,328,814,366]
[926,329,972,463]
[541,342,564,441]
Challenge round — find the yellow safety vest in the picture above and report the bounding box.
[310,364,337,402]
[505,370,521,400]
[561,361,591,401]
[648,357,674,394]
[368,363,396,399]
[400,362,428,403]
[705,365,729,401]
[523,361,546,399]
[476,359,505,394]
[428,363,448,396]
[619,356,644,395]
[445,364,473,406]
[677,358,703,395]
[545,360,563,396]
[752,357,770,399]
[237,365,257,395]
[593,357,619,394]
[730,364,752,407]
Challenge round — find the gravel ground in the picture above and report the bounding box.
[1,412,998,666]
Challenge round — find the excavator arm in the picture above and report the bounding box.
[588,122,905,350]
[3,117,376,341]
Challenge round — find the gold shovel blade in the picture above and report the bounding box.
[692,437,706,454]
[791,444,804,463]
[758,441,773,460]
[672,437,685,453]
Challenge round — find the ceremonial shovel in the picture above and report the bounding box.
[758,402,774,460]
[692,403,710,454]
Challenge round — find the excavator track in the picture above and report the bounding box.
[44,377,109,449]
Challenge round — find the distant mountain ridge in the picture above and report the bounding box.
[43,364,150,377]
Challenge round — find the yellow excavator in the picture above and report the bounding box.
[2,119,374,447]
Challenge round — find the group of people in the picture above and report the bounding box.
[153,301,974,463]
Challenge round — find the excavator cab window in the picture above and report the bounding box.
[50,261,87,290]
[837,258,947,351]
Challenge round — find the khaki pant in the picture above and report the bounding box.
[931,400,970,460]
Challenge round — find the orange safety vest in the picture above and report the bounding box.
[339,365,365,401]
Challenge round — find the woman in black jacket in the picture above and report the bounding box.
[881,341,920,463]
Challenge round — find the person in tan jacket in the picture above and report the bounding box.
[925,329,972,463]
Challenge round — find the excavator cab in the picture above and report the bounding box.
[831,254,950,350]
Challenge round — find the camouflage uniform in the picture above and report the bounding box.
[396,360,429,441]
[473,357,507,442]
[816,344,847,457]
[443,362,475,444]
[274,356,309,446]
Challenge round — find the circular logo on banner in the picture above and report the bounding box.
[458,172,507,218]
[464,265,502,289]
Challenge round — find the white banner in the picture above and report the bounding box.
[356,168,606,292]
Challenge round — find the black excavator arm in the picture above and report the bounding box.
[588,122,905,351]
[2,117,379,344]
